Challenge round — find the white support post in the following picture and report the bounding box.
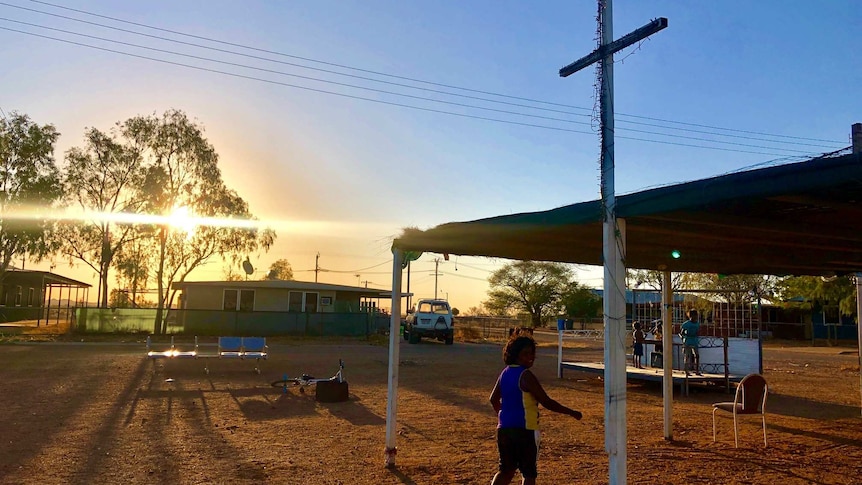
[662,270,673,439]
[856,272,862,417]
[384,249,403,468]
[558,327,564,378]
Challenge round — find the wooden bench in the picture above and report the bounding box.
[202,336,268,374]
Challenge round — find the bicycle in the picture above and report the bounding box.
[270,359,349,402]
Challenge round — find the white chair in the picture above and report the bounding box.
[712,373,768,448]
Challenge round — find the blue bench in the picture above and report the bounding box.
[146,336,199,359]
[202,336,268,374]
[146,336,199,372]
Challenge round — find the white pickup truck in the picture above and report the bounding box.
[403,299,454,345]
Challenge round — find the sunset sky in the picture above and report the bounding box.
[2,1,859,311]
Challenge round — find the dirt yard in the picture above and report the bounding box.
[0,331,860,484]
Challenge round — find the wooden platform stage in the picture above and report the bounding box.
[559,361,743,394]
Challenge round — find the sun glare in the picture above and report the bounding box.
[168,206,197,237]
[0,204,394,237]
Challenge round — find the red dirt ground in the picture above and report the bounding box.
[0,331,860,484]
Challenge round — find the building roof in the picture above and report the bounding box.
[2,269,91,287]
[172,279,399,298]
[394,152,862,277]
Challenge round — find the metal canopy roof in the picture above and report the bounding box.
[394,152,862,277]
[4,269,91,287]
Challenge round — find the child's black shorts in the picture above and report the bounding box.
[497,427,539,478]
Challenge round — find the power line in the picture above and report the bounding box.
[323,269,392,275]
[9,1,847,147]
[342,260,392,273]
[0,4,841,149]
[276,259,393,275]
[0,27,591,131]
[0,18,825,154]
[451,261,497,273]
[0,25,828,159]
[440,271,489,282]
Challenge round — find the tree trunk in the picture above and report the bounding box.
[99,259,110,308]
[99,226,110,307]
[153,227,166,335]
[531,312,542,328]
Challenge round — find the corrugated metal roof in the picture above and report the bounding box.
[394,152,862,276]
[3,269,91,287]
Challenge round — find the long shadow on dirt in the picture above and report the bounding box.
[0,345,149,481]
[766,393,860,420]
[768,422,862,448]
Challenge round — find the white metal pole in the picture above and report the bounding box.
[384,249,403,467]
[856,272,862,417]
[558,327,564,379]
[852,125,861,416]
[662,270,673,439]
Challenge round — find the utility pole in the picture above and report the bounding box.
[406,261,412,309]
[852,123,861,154]
[559,3,667,483]
[315,252,320,283]
[431,257,443,299]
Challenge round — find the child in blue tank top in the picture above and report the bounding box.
[489,334,582,485]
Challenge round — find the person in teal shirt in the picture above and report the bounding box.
[679,309,701,375]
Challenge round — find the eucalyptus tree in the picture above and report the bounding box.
[112,234,152,308]
[157,184,275,333]
[777,275,857,318]
[0,112,63,279]
[127,110,275,333]
[627,269,687,292]
[61,125,145,307]
[484,261,574,327]
[265,259,294,280]
[560,282,602,321]
[682,273,779,306]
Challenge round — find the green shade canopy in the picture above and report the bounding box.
[394,152,862,277]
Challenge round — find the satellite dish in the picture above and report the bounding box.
[242,258,254,275]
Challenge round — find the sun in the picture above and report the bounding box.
[167,206,197,237]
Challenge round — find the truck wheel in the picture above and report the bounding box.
[403,328,409,341]
[409,331,420,344]
[445,334,454,345]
